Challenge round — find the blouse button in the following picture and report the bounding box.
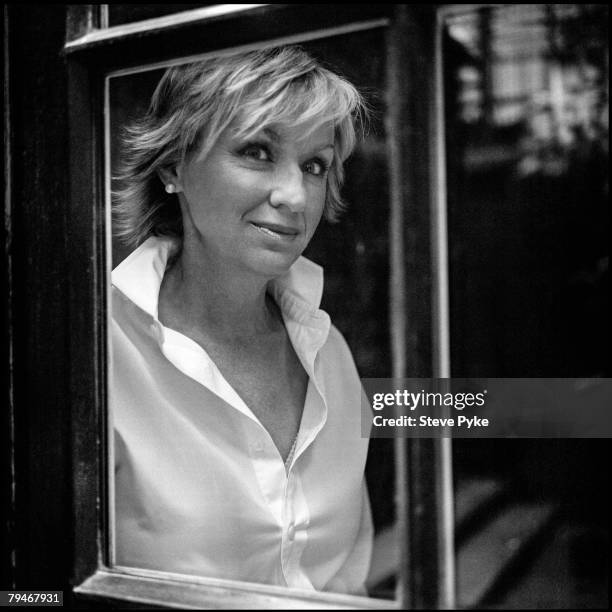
[287,522,296,541]
[252,441,264,453]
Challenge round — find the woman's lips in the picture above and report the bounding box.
[249,221,300,239]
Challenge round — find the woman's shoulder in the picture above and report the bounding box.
[321,322,360,375]
[326,322,350,349]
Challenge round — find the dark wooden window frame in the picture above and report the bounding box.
[64,4,454,608]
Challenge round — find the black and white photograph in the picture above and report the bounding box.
[3,4,609,609]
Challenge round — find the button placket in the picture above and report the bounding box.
[281,519,311,588]
[280,470,312,590]
[239,418,286,525]
[281,474,295,569]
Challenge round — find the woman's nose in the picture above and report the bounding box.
[268,163,306,213]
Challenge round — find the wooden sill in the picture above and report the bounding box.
[74,567,398,610]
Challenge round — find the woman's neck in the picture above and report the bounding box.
[158,239,281,340]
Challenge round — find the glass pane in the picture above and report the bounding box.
[106,4,214,27]
[107,29,396,600]
[443,5,609,608]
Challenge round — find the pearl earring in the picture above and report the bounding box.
[165,184,175,194]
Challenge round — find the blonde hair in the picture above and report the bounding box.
[113,46,367,246]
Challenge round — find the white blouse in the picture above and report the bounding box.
[110,236,373,594]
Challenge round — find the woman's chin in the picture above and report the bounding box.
[240,247,303,278]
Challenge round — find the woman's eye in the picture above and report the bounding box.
[304,158,329,177]
[240,144,271,161]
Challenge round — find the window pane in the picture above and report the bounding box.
[444,5,609,608]
[107,28,396,600]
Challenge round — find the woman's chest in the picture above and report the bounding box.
[205,336,308,460]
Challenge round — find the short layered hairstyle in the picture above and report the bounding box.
[113,46,368,247]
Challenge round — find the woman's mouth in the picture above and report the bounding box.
[249,221,300,240]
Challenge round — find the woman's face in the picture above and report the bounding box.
[173,119,334,278]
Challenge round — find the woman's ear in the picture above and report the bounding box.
[157,166,183,194]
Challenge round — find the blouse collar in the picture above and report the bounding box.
[111,236,327,328]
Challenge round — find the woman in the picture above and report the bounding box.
[111,46,372,595]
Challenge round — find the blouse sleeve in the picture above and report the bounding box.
[324,479,374,595]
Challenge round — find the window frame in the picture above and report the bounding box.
[65,4,454,609]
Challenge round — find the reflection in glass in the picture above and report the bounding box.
[106,4,212,27]
[108,31,395,599]
[444,5,609,608]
